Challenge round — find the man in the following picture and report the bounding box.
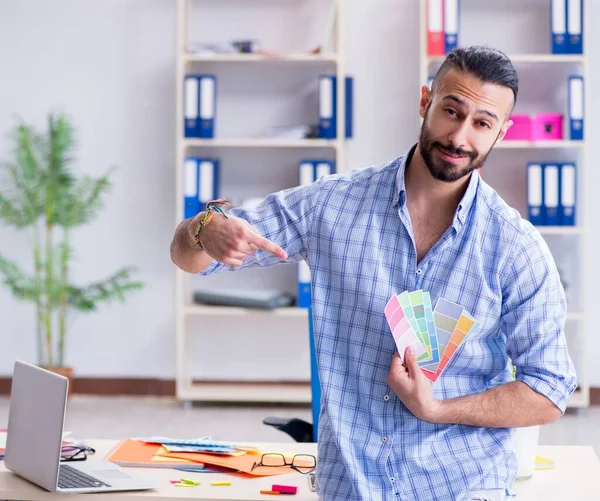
[170,45,577,501]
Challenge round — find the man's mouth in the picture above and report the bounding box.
[437,146,469,161]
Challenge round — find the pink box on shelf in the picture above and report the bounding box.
[531,113,563,141]
[504,114,531,141]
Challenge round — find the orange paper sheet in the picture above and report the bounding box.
[105,439,202,468]
[155,449,299,477]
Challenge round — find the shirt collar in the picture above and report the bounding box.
[395,143,480,226]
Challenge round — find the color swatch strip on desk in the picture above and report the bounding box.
[384,292,478,382]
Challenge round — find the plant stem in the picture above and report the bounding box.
[33,228,43,366]
[58,229,69,368]
[44,220,54,367]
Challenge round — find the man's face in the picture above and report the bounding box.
[418,68,514,183]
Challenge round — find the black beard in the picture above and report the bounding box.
[418,115,492,183]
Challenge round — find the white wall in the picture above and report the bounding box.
[0,0,598,386]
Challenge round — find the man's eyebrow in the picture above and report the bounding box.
[443,94,499,122]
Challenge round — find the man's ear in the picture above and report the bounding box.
[419,85,432,119]
[497,119,514,143]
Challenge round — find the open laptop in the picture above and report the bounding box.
[5,360,156,493]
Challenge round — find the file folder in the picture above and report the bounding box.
[318,75,353,139]
[345,76,353,139]
[184,76,199,138]
[543,164,560,226]
[568,75,584,140]
[444,0,459,53]
[527,163,544,226]
[199,75,216,138]
[315,160,335,180]
[184,75,216,138]
[318,75,336,139]
[567,0,583,54]
[198,158,219,205]
[551,0,567,54]
[559,163,576,226]
[183,158,200,219]
[427,0,444,56]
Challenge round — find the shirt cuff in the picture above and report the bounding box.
[196,258,220,276]
[516,373,574,414]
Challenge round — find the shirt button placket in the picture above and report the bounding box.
[415,266,425,288]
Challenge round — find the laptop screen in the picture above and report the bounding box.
[5,360,68,491]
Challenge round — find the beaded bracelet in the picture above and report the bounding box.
[193,198,230,248]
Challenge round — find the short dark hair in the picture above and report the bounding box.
[432,45,519,107]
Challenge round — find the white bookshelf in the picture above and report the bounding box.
[185,53,339,63]
[427,54,586,64]
[174,0,347,404]
[419,1,589,409]
[183,138,339,149]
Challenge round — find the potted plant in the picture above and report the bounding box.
[0,112,144,391]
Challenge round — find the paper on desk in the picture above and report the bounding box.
[163,444,246,456]
[155,448,306,477]
[106,439,204,468]
[134,436,261,452]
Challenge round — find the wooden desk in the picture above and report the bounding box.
[0,441,599,500]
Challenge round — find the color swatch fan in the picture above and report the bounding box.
[384,291,478,382]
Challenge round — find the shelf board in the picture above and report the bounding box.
[496,140,584,149]
[427,54,585,64]
[536,226,583,235]
[183,138,338,149]
[176,380,312,404]
[184,304,309,318]
[184,52,338,64]
[566,310,584,321]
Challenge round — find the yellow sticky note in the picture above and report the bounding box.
[211,481,231,486]
[180,478,200,486]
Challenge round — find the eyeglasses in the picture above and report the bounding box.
[252,453,316,474]
[60,445,96,462]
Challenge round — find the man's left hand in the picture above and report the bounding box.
[387,347,443,423]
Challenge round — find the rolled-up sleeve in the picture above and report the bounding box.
[197,178,323,277]
[500,228,577,414]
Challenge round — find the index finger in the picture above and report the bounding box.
[248,232,288,260]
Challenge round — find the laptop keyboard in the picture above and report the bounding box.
[58,464,111,489]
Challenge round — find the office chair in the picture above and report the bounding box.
[263,306,320,442]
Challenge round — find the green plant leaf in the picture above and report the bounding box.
[56,169,114,228]
[0,254,41,302]
[0,190,31,227]
[67,267,145,312]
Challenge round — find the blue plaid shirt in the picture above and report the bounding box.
[199,145,577,501]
